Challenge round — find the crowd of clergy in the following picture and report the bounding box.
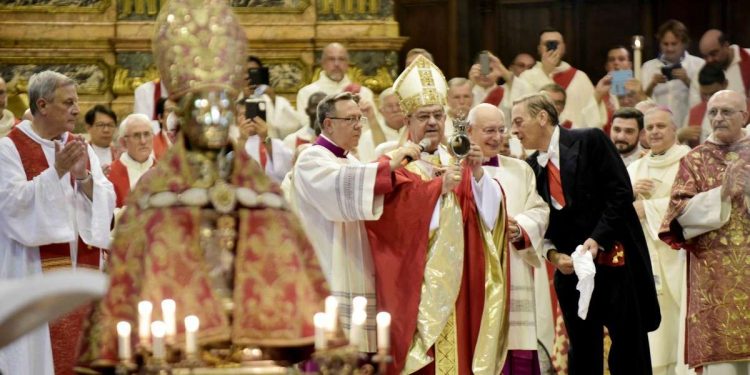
[1,15,749,375]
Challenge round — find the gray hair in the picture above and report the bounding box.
[378,87,396,108]
[118,113,153,139]
[513,92,559,126]
[448,77,473,90]
[467,103,504,127]
[28,71,76,116]
[316,92,359,132]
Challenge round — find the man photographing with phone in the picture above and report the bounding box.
[235,99,293,183]
[244,56,304,139]
[519,28,596,127]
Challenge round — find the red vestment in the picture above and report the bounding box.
[107,159,130,208]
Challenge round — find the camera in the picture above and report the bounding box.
[660,63,682,81]
[545,40,559,51]
[245,98,267,121]
[247,67,270,86]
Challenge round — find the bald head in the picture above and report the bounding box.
[467,103,506,157]
[699,29,733,69]
[321,43,349,82]
[707,89,748,144]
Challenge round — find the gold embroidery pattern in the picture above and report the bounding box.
[434,311,458,375]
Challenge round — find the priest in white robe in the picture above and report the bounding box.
[291,91,420,353]
[236,102,293,183]
[628,106,691,375]
[0,71,115,375]
[467,103,551,373]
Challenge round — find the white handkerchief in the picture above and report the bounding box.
[571,245,596,320]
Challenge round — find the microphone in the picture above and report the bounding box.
[404,138,434,163]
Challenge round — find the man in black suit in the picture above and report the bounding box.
[510,93,660,375]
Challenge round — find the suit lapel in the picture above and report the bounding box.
[527,150,551,204]
[558,127,579,207]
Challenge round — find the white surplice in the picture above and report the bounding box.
[119,152,155,190]
[290,136,385,352]
[641,53,704,127]
[0,120,115,375]
[356,122,404,163]
[519,61,596,127]
[483,156,550,351]
[295,72,375,127]
[245,135,293,183]
[627,143,691,372]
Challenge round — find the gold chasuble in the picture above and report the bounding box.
[370,149,510,375]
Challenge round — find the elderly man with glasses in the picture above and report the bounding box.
[660,89,750,374]
[467,103,550,374]
[107,113,155,208]
[291,91,420,353]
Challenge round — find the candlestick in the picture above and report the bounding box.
[376,312,391,351]
[325,296,338,334]
[151,321,166,360]
[632,35,644,80]
[161,299,176,344]
[138,301,153,346]
[184,315,200,357]
[349,309,367,347]
[117,321,132,361]
[313,312,328,350]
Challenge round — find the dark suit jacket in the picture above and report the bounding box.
[526,126,660,331]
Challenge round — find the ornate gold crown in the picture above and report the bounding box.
[393,55,448,114]
[152,0,248,99]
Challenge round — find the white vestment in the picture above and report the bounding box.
[133,80,169,133]
[581,91,620,130]
[244,135,293,183]
[641,53,704,127]
[296,72,375,126]
[627,144,691,373]
[483,156,550,350]
[519,61,596,126]
[0,120,115,375]
[257,93,305,139]
[282,125,316,153]
[357,122,405,163]
[91,144,114,167]
[119,152,155,189]
[291,135,385,352]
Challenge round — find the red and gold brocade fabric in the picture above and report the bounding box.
[659,137,750,367]
[77,140,329,368]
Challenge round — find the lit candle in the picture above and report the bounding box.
[313,312,328,350]
[116,321,132,361]
[349,309,367,347]
[151,320,166,360]
[352,296,367,313]
[184,315,200,356]
[633,36,643,80]
[137,301,153,346]
[376,312,391,351]
[161,299,176,344]
[325,296,338,334]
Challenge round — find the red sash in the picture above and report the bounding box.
[295,136,312,148]
[107,159,131,208]
[738,47,750,97]
[552,67,578,90]
[7,127,100,375]
[152,131,169,161]
[561,120,573,129]
[482,86,505,106]
[688,102,707,128]
[152,79,161,120]
[259,142,268,170]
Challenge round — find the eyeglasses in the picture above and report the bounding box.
[93,122,116,129]
[412,111,446,122]
[125,131,153,140]
[707,107,744,119]
[328,116,368,126]
[481,127,507,135]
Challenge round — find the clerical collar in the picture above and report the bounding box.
[315,135,348,159]
[483,155,499,167]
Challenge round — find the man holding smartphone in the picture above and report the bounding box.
[519,28,596,128]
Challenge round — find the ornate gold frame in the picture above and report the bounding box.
[231,0,311,14]
[0,57,111,95]
[0,0,110,13]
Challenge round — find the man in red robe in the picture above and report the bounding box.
[367,55,510,375]
[107,113,155,208]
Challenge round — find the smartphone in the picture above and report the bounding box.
[479,51,490,76]
[247,67,270,86]
[245,98,267,121]
[660,63,681,81]
[545,40,559,51]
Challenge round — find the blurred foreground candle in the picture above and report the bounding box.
[632,35,644,80]
[349,309,367,347]
[325,296,338,333]
[161,299,176,344]
[352,296,367,312]
[138,301,153,346]
[116,321,132,361]
[313,312,328,350]
[376,312,391,351]
[184,315,200,356]
[151,321,166,360]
